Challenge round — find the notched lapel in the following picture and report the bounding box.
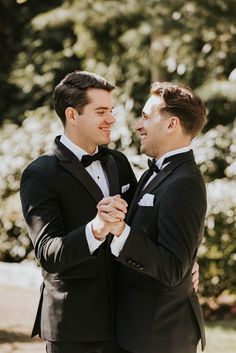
[126,170,149,224]
[102,153,120,196]
[141,170,172,196]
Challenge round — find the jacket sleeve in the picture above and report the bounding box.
[20,166,92,274]
[116,177,207,287]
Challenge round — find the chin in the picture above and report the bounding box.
[101,137,110,145]
[140,144,146,154]
[142,148,153,158]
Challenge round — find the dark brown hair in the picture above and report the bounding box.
[150,82,206,137]
[53,71,115,125]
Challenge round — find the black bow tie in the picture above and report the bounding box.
[81,148,108,167]
[147,154,177,175]
[147,159,160,174]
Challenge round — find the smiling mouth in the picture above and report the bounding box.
[99,127,111,136]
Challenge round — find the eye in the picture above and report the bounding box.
[142,113,149,120]
[97,110,105,115]
[111,106,118,115]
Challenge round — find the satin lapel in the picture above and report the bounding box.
[126,170,150,224]
[126,150,195,224]
[139,169,172,198]
[140,150,195,198]
[60,158,104,203]
[102,153,120,196]
[126,170,172,224]
[53,136,104,203]
[101,152,120,247]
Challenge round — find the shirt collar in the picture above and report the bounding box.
[60,134,98,161]
[156,146,191,170]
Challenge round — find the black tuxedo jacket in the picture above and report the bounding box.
[116,151,207,353]
[20,136,137,342]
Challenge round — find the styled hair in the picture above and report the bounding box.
[150,82,206,137]
[53,71,115,125]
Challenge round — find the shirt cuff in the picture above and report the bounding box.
[110,224,130,257]
[85,222,106,254]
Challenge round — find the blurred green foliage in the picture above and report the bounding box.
[0,0,236,304]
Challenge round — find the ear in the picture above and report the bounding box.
[167,116,179,133]
[65,107,78,125]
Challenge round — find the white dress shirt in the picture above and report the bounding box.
[60,134,110,197]
[110,146,191,257]
[60,134,129,254]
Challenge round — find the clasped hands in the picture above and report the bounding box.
[91,195,127,240]
[91,195,199,292]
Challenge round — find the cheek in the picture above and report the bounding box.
[152,122,165,136]
[148,123,159,138]
[74,119,83,131]
[84,118,99,131]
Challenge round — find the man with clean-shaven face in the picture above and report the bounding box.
[20,71,137,353]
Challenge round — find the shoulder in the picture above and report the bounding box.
[21,151,57,179]
[163,174,206,205]
[170,158,205,186]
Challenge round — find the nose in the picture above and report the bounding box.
[106,112,116,125]
[135,117,143,131]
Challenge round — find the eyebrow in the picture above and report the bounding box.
[94,106,113,111]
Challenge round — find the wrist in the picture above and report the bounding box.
[91,223,106,241]
[114,221,126,237]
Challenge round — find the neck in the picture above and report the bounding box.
[154,142,191,160]
[64,130,97,154]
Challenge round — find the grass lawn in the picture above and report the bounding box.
[197,320,236,353]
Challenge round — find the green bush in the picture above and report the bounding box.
[0,0,236,304]
[0,108,62,261]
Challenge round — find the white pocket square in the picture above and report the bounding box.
[138,193,155,207]
[121,184,130,193]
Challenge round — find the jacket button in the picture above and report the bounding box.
[139,266,144,271]
[136,264,141,268]
[131,261,136,266]
[127,259,132,264]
